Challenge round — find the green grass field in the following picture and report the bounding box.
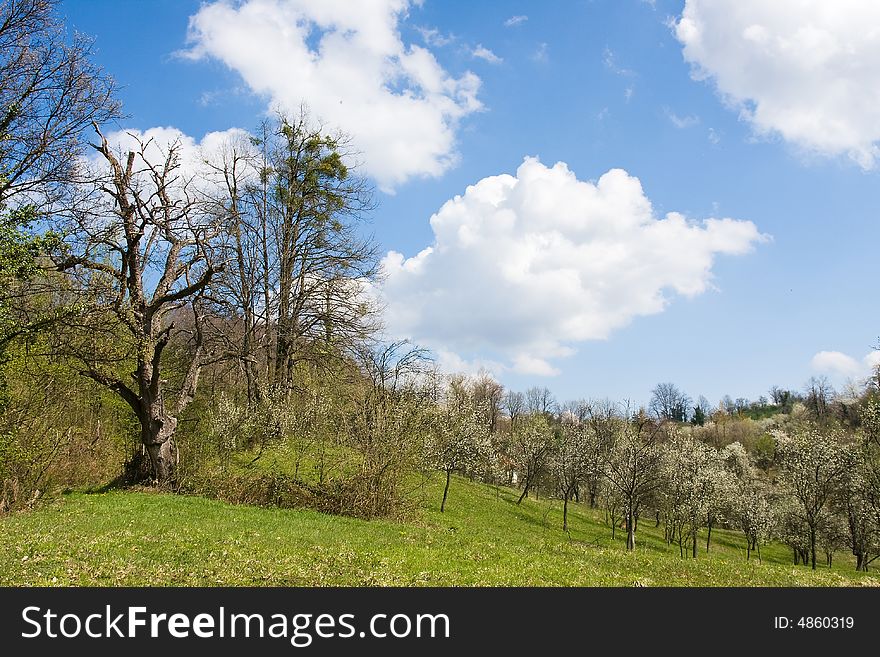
[1,474,876,586]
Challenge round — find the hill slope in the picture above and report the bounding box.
[0,475,875,586]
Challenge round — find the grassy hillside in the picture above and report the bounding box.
[1,475,876,586]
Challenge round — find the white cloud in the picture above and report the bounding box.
[472,44,502,64]
[183,0,482,191]
[531,42,549,63]
[417,26,454,48]
[811,350,880,382]
[603,47,635,77]
[380,157,767,376]
[674,0,880,168]
[504,15,528,28]
[664,108,700,129]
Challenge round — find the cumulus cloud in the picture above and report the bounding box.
[812,350,880,381]
[674,0,880,167]
[472,45,502,64]
[380,157,767,376]
[183,0,482,191]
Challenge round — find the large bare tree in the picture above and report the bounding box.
[55,127,221,484]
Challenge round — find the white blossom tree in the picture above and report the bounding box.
[775,427,849,569]
[510,411,555,505]
[552,407,589,531]
[722,442,773,561]
[602,409,664,550]
[659,431,726,558]
[426,377,491,512]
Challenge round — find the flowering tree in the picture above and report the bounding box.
[426,378,490,512]
[602,410,664,550]
[510,412,555,505]
[836,434,880,571]
[775,427,849,569]
[659,432,726,558]
[552,408,589,531]
[722,442,773,561]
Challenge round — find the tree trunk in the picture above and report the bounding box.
[810,526,817,570]
[440,469,451,513]
[626,507,635,550]
[142,413,178,485]
[517,479,530,505]
[563,493,569,532]
[706,518,712,552]
[692,530,697,559]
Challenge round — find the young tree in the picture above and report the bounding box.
[510,412,555,504]
[552,406,589,531]
[603,410,664,550]
[659,432,725,558]
[427,377,490,512]
[582,399,617,508]
[775,427,849,569]
[723,442,773,561]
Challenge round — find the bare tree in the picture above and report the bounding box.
[1,0,120,352]
[525,386,556,416]
[53,128,221,484]
[804,376,834,420]
[0,0,120,204]
[250,112,379,394]
[649,382,690,423]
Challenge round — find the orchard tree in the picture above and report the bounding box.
[775,427,849,569]
[659,432,726,558]
[603,409,664,550]
[426,377,490,512]
[836,419,880,571]
[511,411,555,504]
[582,399,617,508]
[723,441,774,561]
[552,406,589,531]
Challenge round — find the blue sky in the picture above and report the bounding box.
[61,0,880,408]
